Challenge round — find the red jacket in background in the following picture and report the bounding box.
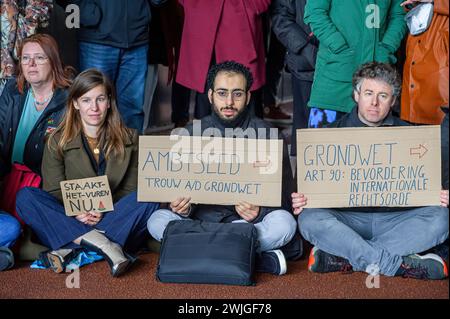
[176,0,270,93]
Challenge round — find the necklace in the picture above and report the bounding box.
[85,135,100,154]
[31,89,54,109]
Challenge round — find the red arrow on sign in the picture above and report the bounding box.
[410,144,428,158]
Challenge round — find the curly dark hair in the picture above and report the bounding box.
[352,62,401,98]
[206,60,254,92]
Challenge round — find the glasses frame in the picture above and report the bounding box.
[20,55,49,65]
[212,89,247,102]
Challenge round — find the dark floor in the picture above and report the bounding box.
[0,251,447,299]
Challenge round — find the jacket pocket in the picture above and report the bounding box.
[79,0,102,28]
[323,48,355,82]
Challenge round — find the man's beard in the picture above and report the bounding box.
[212,102,244,123]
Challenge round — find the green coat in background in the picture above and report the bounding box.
[304,0,406,113]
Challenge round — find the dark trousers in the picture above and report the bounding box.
[291,76,312,156]
[171,81,191,124]
[16,188,159,252]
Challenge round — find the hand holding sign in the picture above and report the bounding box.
[235,201,260,222]
[441,190,449,207]
[291,192,308,215]
[170,197,192,216]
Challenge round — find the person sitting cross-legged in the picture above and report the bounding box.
[292,62,449,280]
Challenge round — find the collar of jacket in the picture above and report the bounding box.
[349,105,396,127]
[63,131,134,151]
[61,131,135,191]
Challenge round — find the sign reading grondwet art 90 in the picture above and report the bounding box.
[297,126,441,208]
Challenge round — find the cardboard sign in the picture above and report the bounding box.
[138,136,283,206]
[60,175,114,216]
[297,126,441,208]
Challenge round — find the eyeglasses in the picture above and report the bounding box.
[213,89,247,101]
[21,55,49,65]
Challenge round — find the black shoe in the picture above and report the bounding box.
[280,234,303,261]
[255,249,287,275]
[428,243,449,264]
[0,247,14,271]
[396,253,448,280]
[308,246,353,273]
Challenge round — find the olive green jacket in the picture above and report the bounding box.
[42,130,139,203]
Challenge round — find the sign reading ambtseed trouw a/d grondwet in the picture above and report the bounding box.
[297,126,441,208]
[138,136,283,206]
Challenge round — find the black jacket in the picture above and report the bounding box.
[0,80,67,178]
[68,0,167,48]
[183,108,294,224]
[329,106,411,129]
[272,0,318,81]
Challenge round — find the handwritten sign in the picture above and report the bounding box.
[138,136,283,206]
[60,175,114,216]
[297,126,441,208]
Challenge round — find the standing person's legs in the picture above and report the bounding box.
[194,90,212,119]
[78,42,120,83]
[142,63,159,132]
[290,77,312,156]
[263,33,286,109]
[116,44,149,132]
[171,81,192,127]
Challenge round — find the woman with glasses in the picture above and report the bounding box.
[0,34,74,263]
[0,33,74,181]
[16,69,159,277]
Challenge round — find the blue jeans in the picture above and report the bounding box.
[298,207,449,276]
[0,212,21,248]
[147,209,297,252]
[78,42,149,132]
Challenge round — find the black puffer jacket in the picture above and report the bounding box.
[0,79,67,178]
[182,108,294,224]
[69,0,167,48]
[272,0,318,81]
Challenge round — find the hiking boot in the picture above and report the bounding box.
[308,246,353,273]
[263,106,292,125]
[396,253,448,280]
[255,249,287,275]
